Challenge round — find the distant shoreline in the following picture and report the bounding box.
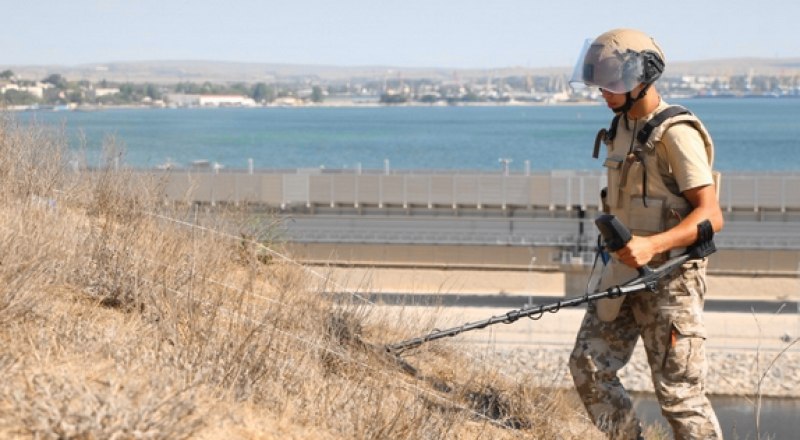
[6,94,800,113]
[5,100,605,112]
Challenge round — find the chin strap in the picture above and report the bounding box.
[611,83,654,122]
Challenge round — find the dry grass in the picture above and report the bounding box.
[0,114,604,439]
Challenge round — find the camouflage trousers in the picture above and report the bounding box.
[569,261,723,439]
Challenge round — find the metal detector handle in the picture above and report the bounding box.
[594,214,653,277]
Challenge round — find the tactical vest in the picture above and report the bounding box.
[595,104,718,240]
[592,104,719,322]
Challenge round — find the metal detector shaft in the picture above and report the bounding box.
[387,217,715,354]
[386,252,692,354]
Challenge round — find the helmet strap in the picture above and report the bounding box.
[611,83,653,122]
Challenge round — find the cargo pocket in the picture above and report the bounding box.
[627,196,665,236]
[661,323,706,385]
[660,266,708,384]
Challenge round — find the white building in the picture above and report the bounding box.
[92,87,120,98]
[0,82,50,98]
[197,95,256,107]
[165,93,256,107]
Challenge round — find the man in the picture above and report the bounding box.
[567,29,724,439]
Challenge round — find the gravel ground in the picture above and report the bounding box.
[488,345,800,398]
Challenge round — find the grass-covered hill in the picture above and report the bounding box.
[0,115,632,439]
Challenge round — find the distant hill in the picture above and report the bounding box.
[667,57,800,76]
[2,58,799,84]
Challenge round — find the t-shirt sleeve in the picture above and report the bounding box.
[661,123,714,193]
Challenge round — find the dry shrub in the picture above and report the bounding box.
[3,366,206,440]
[0,113,604,439]
[0,114,68,201]
[0,266,44,327]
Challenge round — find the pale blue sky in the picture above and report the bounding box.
[2,0,797,68]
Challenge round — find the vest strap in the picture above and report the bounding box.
[636,105,692,145]
[593,129,606,158]
[606,113,622,142]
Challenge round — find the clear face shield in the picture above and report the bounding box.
[569,38,646,94]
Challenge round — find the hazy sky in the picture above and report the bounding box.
[3,0,798,68]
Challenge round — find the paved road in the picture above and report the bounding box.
[281,214,800,249]
[343,292,799,314]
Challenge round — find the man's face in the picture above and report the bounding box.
[599,83,644,111]
[599,88,627,110]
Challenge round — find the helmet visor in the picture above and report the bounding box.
[569,39,646,94]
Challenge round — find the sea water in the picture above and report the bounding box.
[17,98,800,172]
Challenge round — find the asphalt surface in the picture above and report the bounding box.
[282,214,800,249]
[342,292,798,314]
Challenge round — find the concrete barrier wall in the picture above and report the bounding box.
[149,169,800,213]
[140,168,800,273]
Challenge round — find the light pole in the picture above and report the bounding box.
[498,158,513,176]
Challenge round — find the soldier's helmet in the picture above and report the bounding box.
[570,28,666,94]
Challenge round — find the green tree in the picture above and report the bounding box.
[230,82,249,95]
[1,90,38,106]
[310,85,324,103]
[66,89,84,104]
[200,81,216,94]
[0,70,14,80]
[419,94,439,104]
[462,91,481,102]
[42,73,68,89]
[251,82,275,103]
[175,82,206,94]
[145,83,161,100]
[379,93,407,104]
[42,87,63,104]
[119,83,135,98]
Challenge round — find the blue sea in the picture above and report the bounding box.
[17,98,800,172]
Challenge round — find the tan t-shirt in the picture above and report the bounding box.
[657,120,714,193]
[613,100,714,197]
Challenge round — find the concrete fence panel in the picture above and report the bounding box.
[260,174,284,205]
[149,169,800,214]
[282,174,309,207]
[405,175,430,206]
[358,175,381,206]
[380,175,406,206]
[430,175,454,206]
[755,175,785,210]
[478,175,503,208]
[162,171,193,202]
[235,173,262,203]
[188,173,215,203]
[549,174,570,208]
[332,174,357,205]
[308,175,333,206]
[529,174,552,208]
[454,175,480,206]
[505,176,530,207]
[784,177,800,210]
[209,173,238,204]
[725,176,757,211]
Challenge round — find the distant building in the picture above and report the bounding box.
[165,93,257,107]
[272,96,303,106]
[91,87,120,98]
[165,93,200,107]
[197,95,256,107]
[0,82,50,98]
